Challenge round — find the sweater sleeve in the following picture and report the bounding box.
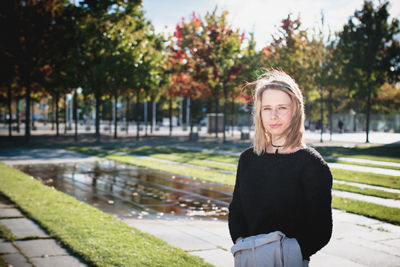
[297,154,333,259]
[228,153,248,243]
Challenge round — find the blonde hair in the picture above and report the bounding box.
[252,69,305,155]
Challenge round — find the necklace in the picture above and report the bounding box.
[271,143,283,154]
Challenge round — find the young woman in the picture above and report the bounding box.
[229,70,332,266]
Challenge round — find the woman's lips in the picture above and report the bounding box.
[269,124,281,128]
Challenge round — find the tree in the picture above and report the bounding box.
[308,13,337,142]
[261,15,311,92]
[43,3,81,138]
[170,9,244,141]
[337,0,400,142]
[1,0,63,142]
[169,12,211,139]
[236,32,261,135]
[77,0,143,142]
[201,9,243,142]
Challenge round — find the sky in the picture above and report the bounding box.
[142,0,400,50]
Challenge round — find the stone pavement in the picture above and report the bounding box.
[124,209,400,267]
[0,196,88,267]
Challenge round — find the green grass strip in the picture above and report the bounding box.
[107,155,236,186]
[332,196,400,225]
[0,162,210,267]
[0,256,8,267]
[315,145,400,164]
[331,168,400,190]
[135,153,236,172]
[329,160,400,171]
[333,183,400,200]
[0,224,15,241]
[116,145,240,165]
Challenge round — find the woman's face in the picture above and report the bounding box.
[260,89,293,140]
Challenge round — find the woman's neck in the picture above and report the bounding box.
[271,136,286,147]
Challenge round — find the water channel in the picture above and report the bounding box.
[13,160,233,221]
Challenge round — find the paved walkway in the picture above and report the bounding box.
[124,209,400,267]
[0,195,88,267]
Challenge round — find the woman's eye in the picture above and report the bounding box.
[279,107,287,110]
[263,107,271,111]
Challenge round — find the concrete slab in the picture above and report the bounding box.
[31,255,89,267]
[0,239,18,254]
[0,148,99,165]
[381,238,400,249]
[0,218,48,238]
[329,162,400,176]
[15,239,68,258]
[125,218,216,251]
[124,208,400,267]
[310,251,367,267]
[1,252,32,267]
[189,248,233,267]
[345,236,400,257]
[320,238,400,266]
[0,207,23,217]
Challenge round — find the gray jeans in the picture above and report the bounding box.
[231,231,306,267]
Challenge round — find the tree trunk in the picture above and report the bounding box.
[328,89,333,141]
[152,100,156,133]
[136,89,140,141]
[95,92,100,143]
[114,92,118,139]
[24,82,31,142]
[231,97,235,137]
[74,89,78,141]
[109,95,112,135]
[215,97,219,139]
[223,88,227,143]
[16,99,20,133]
[188,97,193,139]
[150,95,154,134]
[144,100,148,137]
[51,96,55,131]
[125,95,130,135]
[7,85,12,138]
[189,97,194,141]
[169,96,172,136]
[31,99,35,129]
[56,92,60,137]
[320,90,324,143]
[64,95,68,134]
[365,90,371,143]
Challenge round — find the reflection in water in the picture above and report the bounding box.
[13,160,233,221]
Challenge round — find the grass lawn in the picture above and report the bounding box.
[0,256,8,267]
[332,183,400,200]
[107,155,236,185]
[331,168,400,190]
[114,145,240,164]
[328,159,400,171]
[0,224,15,241]
[332,196,400,226]
[314,145,400,163]
[0,162,211,267]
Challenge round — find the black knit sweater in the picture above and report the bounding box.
[228,146,332,260]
